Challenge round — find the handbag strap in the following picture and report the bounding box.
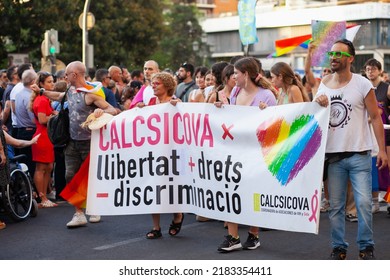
[60,86,71,109]
[178,81,195,100]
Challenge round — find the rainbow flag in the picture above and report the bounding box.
[268,34,312,58]
[60,154,90,208]
[77,81,106,99]
[384,186,390,203]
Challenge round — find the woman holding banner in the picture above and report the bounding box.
[216,57,277,252]
[144,72,184,239]
[270,62,310,105]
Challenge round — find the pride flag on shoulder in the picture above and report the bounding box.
[77,81,106,99]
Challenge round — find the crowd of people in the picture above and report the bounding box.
[0,39,389,259]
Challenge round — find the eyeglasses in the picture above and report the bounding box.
[65,72,84,77]
[327,51,351,58]
[65,72,75,77]
[322,69,332,73]
[365,67,378,72]
[151,81,161,86]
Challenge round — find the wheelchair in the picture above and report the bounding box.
[0,154,38,221]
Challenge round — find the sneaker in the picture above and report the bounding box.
[217,235,242,252]
[196,215,210,222]
[89,215,101,223]
[372,203,380,214]
[320,199,330,212]
[330,247,347,260]
[242,232,260,250]
[66,212,87,228]
[359,246,375,260]
[345,213,358,222]
[46,190,56,200]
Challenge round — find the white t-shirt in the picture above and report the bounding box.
[204,86,214,101]
[317,74,374,153]
[143,85,154,105]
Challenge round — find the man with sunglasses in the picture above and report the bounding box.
[315,39,387,260]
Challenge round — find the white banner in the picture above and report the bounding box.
[87,102,330,234]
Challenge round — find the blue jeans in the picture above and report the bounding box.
[327,152,374,251]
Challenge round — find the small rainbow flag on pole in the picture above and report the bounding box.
[267,34,312,58]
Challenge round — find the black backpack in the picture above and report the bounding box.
[47,89,70,147]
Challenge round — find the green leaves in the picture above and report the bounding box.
[0,0,205,71]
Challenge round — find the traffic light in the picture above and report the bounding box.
[44,29,60,57]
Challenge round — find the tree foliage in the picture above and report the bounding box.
[159,3,206,70]
[0,1,205,71]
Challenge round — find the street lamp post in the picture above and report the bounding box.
[82,0,91,68]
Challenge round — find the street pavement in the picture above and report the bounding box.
[0,201,389,260]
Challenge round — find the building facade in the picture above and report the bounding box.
[200,1,390,73]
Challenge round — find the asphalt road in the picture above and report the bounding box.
[1,201,389,261]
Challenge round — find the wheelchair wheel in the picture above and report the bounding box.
[30,199,38,217]
[4,169,33,221]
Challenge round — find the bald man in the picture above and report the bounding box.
[35,61,117,228]
[129,60,160,109]
[108,65,126,104]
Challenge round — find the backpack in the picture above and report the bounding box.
[47,90,70,147]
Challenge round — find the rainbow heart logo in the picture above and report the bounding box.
[256,115,322,186]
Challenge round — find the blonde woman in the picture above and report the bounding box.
[144,72,184,239]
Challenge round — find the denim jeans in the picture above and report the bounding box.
[327,152,374,250]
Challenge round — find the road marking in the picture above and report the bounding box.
[93,222,202,250]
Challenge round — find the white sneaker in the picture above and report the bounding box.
[89,215,101,223]
[320,199,330,212]
[372,204,380,214]
[66,212,87,228]
[46,190,56,200]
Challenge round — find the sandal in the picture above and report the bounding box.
[169,214,184,236]
[0,221,6,230]
[40,199,58,208]
[146,228,162,239]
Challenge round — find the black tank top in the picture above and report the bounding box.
[375,81,390,122]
